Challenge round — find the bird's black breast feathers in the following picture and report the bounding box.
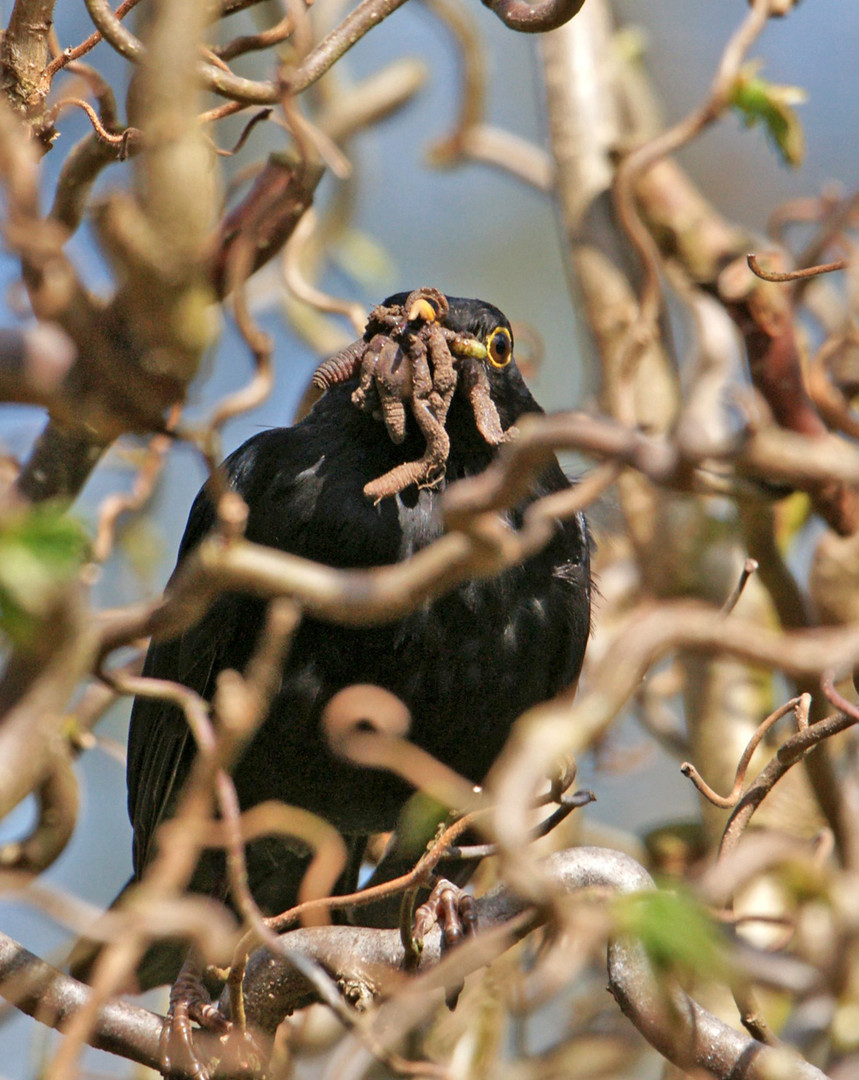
[126,299,591,916]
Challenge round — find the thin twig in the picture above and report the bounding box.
[92,433,173,563]
[215,16,295,63]
[211,108,273,157]
[721,557,759,616]
[284,0,412,94]
[680,697,801,810]
[47,0,143,77]
[198,100,247,125]
[747,253,848,284]
[48,95,133,151]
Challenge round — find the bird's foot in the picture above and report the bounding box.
[412,878,477,1009]
[160,965,230,1080]
[413,878,478,948]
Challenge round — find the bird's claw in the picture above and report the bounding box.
[413,878,477,1008]
[413,878,478,948]
[160,972,230,1079]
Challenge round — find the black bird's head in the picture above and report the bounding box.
[310,288,544,498]
[381,290,539,433]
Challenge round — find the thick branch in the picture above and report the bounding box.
[0,848,827,1079]
[0,930,219,1071]
[481,0,586,34]
[0,0,55,140]
[238,848,825,1079]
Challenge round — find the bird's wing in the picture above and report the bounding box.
[126,596,243,877]
[126,435,282,877]
[126,421,347,877]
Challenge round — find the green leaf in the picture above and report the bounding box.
[0,506,88,645]
[614,889,732,984]
[728,63,807,168]
[395,791,450,860]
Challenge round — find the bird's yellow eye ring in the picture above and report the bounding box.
[486,326,513,368]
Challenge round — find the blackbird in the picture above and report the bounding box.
[121,291,591,992]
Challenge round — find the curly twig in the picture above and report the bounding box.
[747,252,848,284]
[680,696,802,810]
[50,97,139,150]
[92,433,173,563]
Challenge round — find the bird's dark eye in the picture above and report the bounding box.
[486,326,513,368]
